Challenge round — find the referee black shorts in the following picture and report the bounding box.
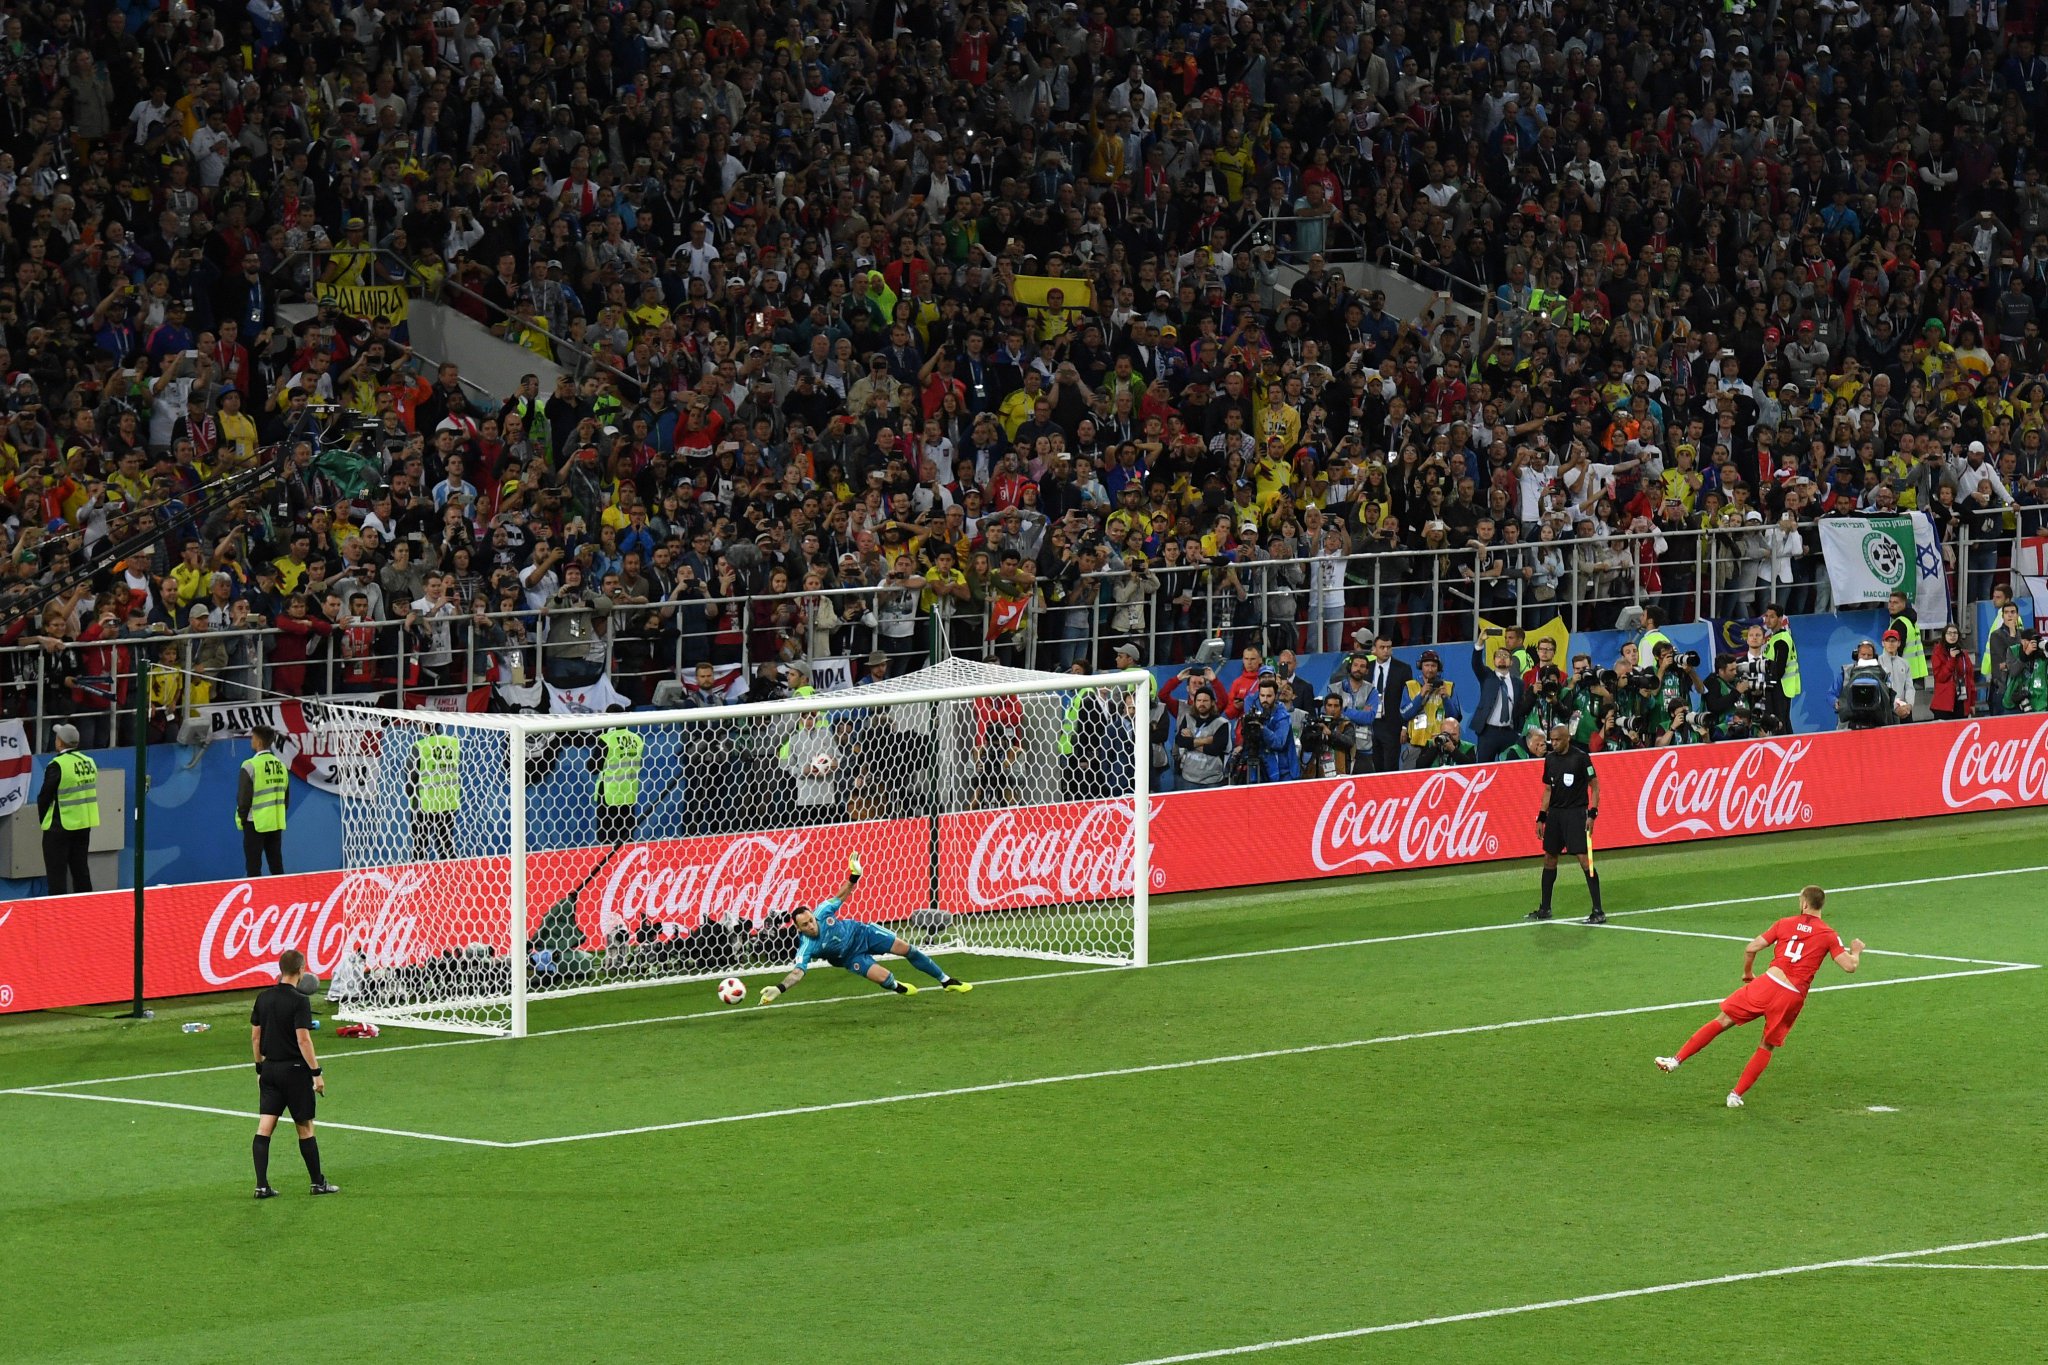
[1542,809,1589,857]
[257,1061,317,1124]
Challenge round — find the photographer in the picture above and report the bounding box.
[1654,701,1711,745]
[1525,666,1575,738]
[1398,649,1456,769]
[1298,691,1359,778]
[1172,684,1234,789]
[1649,641,1703,724]
[1235,672,1299,783]
[1325,652,1383,765]
[1417,716,1477,767]
[2002,632,2048,713]
[1702,654,1752,738]
[1498,726,1549,762]
[1877,630,1917,723]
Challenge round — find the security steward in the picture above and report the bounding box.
[591,706,644,843]
[410,724,461,860]
[237,724,290,875]
[1530,724,1604,924]
[37,723,98,894]
[250,948,340,1198]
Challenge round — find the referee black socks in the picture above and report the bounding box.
[1585,869,1603,912]
[299,1137,324,1184]
[1540,868,1557,912]
[252,1135,271,1187]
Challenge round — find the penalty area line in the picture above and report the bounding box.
[8,1087,504,1146]
[495,964,2030,1148]
[1121,1232,2048,1364]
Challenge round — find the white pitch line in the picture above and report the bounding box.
[15,1087,502,1146]
[1860,1263,2048,1271]
[6,861,2043,1097]
[1586,922,2038,969]
[1121,1232,2048,1364]
[494,965,2029,1148]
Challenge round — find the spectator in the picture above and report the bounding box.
[1930,625,1978,722]
[1878,632,1918,724]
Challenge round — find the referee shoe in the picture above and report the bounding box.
[1526,908,1553,921]
[309,1181,342,1196]
[1585,909,1607,924]
[254,1186,280,1200]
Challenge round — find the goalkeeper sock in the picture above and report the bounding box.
[879,972,907,994]
[252,1135,271,1187]
[1733,1046,1773,1097]
[299,1137,324,1184]
[904,946,946,982]
[1584,869,1602,912]
[1539,867,1557,911]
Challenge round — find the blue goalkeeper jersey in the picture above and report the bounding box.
[795,896,857,969]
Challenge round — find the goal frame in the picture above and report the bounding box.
[331,665,1151,1037]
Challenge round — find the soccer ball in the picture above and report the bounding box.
[806,752,837,777]
[717,977,747,1004]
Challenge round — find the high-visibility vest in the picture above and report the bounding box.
[42,751,100,831]
[1058,692,1086,756]
[1639,629,1673,667]
[240,752,289,832]
[414,734,461,814]
[1404,678,1453,746]
[1767,628,1801,698]
[1889,613,1928,681]
[598,728,644,806]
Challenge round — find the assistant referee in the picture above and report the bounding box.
[250,949,340,1198]
[1530,724,1605,924]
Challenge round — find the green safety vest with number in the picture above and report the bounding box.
[42,750,100,831]
[1058,692,1086,756]
[1889,613,1928,681]
[1767,628,1801,698]
[598,728,644,806]
[240,752,289,832]
[414,735,461,814]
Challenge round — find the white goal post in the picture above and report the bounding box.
[321,658,1150,1037]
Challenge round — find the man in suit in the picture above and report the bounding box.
[1470,631,1535,764]
[1362,633,1412,773]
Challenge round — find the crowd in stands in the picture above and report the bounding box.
[5,0,2048,766]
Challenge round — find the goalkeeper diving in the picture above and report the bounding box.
[759,852,973,1003]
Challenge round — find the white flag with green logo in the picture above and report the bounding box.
[1818,514,1948,626]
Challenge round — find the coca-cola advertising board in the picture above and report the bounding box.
[5,716,2047,1013]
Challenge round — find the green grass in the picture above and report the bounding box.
[3,810,2046,1364]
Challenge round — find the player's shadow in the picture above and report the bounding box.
[1529,919,1605,956]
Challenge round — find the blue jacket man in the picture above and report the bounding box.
[1240,671,1299,781]
[1469,640,1534,764]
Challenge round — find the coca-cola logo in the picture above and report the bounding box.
[1636,741,1814,840]
[199,868,426,985]
[1311,770,1501,872]
[1940,719,2048,809]
[966,804,1138,907]
[598,834,809,933]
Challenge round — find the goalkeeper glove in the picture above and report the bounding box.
[847,850,863,884]
[759,986,782,1005]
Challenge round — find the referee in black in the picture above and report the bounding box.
[1530,724,1605,924]
[250,949,340,1198]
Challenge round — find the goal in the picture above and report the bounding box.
[323,658,1151,1036]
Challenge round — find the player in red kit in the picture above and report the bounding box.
[1654,886,1865,1107]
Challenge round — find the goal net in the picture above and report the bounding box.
[323,658,1151,1036]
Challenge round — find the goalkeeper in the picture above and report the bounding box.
[759,853,973,1002]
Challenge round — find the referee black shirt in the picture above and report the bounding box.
[251,982,313,1063]
[1542,743,1595,811]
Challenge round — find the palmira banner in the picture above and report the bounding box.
[1011,274,1096,312]
[196,698,379,797]
[312,280,410,324]
[1818,513,1948,627]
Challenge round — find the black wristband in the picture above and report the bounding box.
[1588,808,1599,818]
[310,1067,322,1076]
[1536,810,1548,824]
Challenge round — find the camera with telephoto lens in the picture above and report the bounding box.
[1676,649,1702,668]
[1597,668,1620,690]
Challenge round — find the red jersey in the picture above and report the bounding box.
[1760,914,1844,993]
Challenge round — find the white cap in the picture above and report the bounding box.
[1970,440,1987,454]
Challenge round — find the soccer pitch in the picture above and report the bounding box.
[3,810,2046,1364]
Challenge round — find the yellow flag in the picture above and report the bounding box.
[1478,616,1570,671]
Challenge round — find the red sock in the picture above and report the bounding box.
[1733,1046,1773,1096]
[1674,1019,1726,1063]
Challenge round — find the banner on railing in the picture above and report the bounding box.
[196,698,381,796]
[311,280,409,324]
[7,715,2048,1013]
[0,720,30,820]
[1819,513,1948,627]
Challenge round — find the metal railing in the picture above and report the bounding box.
[5,513,2031,750]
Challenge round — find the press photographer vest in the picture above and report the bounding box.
[1404,677,1452,746]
